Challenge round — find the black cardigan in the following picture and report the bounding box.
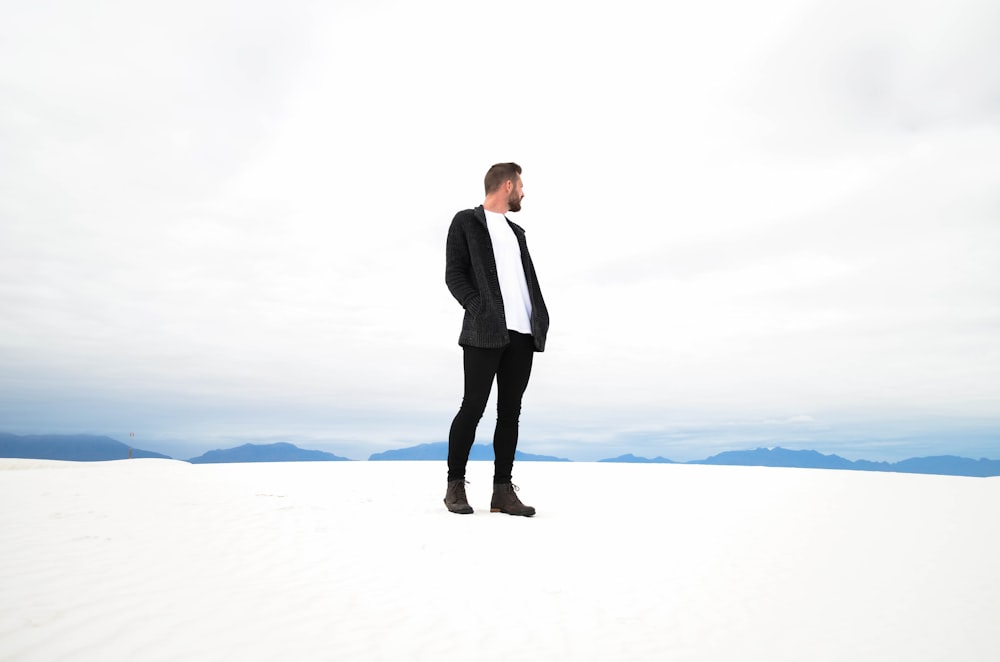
[445,206,549,351]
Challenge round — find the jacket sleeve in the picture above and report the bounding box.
[445,214,481,312]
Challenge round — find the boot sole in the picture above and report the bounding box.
[490,507,535,517]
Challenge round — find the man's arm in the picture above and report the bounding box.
[445,214,481,313]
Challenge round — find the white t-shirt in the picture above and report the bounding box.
[484,209,533,334]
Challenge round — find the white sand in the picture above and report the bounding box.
[1,459,997,661]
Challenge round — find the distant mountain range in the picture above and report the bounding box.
[2,433,997,477]
[380,443,1000,477]
[606,447,1000,478]
[368,441,571,462]
[601,453,676,464]
[0,433,171,461]
[0,434,348,464]
[188,442,349,463]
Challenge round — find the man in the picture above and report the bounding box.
[444,162,550,517]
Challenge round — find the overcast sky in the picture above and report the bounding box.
[2,0,998,461]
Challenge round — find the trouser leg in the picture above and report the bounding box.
[493,332,535,484]
[447,345,502,482]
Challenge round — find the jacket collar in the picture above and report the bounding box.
[473,205,487,227]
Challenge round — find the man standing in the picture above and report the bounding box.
[444,162,550,517]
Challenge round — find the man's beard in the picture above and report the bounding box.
[508,192,522,212]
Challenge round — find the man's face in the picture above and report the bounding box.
[507,177,525,212]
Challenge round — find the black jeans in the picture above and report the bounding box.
[447,331,535,484]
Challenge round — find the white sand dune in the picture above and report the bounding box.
[1,459,997,661]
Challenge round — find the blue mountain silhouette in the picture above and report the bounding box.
[0,433,171,461]
[3,433,996,476]
[600,453,675,464]
[188,442,350,463]
[368,441,570,462]
[683,447,1000,477]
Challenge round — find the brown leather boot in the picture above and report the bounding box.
[444,479,473,514]
[490,483,535,517]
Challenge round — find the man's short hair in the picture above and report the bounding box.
[484,162,522,194]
